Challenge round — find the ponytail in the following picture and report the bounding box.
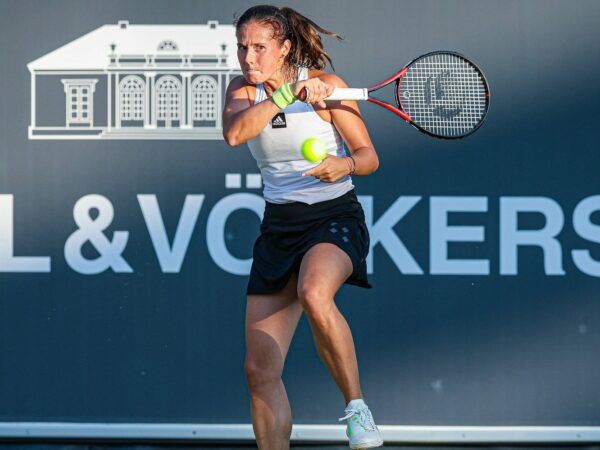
[279,7,342,70]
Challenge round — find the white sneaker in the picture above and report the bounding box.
[339,400,383,449]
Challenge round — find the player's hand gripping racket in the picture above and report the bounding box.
[322,51,490,139]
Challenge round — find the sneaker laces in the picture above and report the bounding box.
[338,406,376,432]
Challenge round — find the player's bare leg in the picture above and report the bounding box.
[298,243,383,448]
[297,243,362,403]
[245,273,303,450]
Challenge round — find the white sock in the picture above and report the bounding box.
[347,398,367,409]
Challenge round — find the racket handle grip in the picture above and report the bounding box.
[326,88,369,101]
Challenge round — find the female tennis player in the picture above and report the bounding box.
[223,5,383,449]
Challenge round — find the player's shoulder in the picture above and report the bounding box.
[309,69,349,89]
[226,75,256,100]
[227,75,252,90]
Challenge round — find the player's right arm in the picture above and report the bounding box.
[222,76,280,146]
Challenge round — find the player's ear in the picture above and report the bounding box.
[281,39,291,58]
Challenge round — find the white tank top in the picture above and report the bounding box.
[246,67,354,204]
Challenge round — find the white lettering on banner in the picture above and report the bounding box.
[572,195,600,276]
[500,197,566,275]
[0,195,51,272]
[430,197,490,275]
[206,193,264,275]
[64,194,133,274]
[1,193,600,276]
[360,196,424,275]
[138,194,205,272]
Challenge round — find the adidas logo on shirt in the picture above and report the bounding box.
[271,113,287,128]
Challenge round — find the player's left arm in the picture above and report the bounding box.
[302,73,379,181]
[326,73,379,176]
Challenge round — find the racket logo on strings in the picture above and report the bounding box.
[425,70,463,120]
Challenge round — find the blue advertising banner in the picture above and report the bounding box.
[1,0,599,439]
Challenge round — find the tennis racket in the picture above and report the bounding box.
[321,51,490,139]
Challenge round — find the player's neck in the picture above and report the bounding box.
[263,65,297,95]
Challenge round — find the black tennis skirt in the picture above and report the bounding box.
[247,189,372,295]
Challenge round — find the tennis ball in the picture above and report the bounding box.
[301,138,327,162]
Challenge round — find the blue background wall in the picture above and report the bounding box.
[1,0,599,426]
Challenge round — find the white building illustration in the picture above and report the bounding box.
[27,20,242,140]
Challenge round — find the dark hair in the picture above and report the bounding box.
[234,5,342,77]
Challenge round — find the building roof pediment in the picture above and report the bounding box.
[28,21,240,71]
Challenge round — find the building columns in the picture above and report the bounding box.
[181,72,192,129]
[115,74,120,129]
[144,72,156,129]
[107,72,112,130]
[30,73,36,129]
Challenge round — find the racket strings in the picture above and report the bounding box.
[399,53,488,138]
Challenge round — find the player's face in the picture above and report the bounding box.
[236,21,290,85]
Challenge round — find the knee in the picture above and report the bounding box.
[298,284,334,329]
[244,356,282,392]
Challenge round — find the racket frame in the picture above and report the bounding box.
[326,51,490,139]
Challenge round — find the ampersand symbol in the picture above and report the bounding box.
[64,195,133,274]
